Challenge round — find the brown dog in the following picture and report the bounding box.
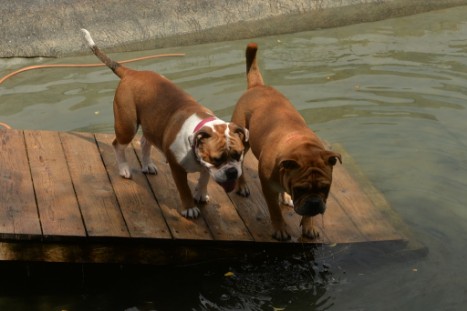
[81,29,249,218]
[231,43,342,241]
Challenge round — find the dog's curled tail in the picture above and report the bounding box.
[245,43,264,89]
[81,29,125,78]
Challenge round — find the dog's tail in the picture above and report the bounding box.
[245,43,264,89]
[81,29,126,78]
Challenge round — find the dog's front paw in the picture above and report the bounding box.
[236,184,250,197]
[118,163,132,179]
[273,229,291,241]
[302,226,320,239]
[301,216,320,239]
[193,191,210,204]
[280,192,293,207]
[142,163,158,175]
[181,207,201,219]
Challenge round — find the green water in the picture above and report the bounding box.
[1,5,467,311]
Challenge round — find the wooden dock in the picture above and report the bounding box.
[0,129,420,265]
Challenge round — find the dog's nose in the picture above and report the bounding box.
[225,167,238,180]
[294,197,325,216]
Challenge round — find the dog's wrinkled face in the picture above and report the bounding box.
[279,149,342,216]
[191,122,249,192]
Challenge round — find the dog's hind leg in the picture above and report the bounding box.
[140,136,158,175]
[113,91,138,179]
[113,139,132,178]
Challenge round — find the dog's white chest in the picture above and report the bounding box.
[169,114,204,172]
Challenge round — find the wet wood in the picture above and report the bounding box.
[0,129,420,264]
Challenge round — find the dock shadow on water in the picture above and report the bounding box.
[0,242,423,311]
[0,247,339,311]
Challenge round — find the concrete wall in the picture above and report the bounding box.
[2,0,467,57]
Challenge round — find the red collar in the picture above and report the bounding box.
[193,116,217,132]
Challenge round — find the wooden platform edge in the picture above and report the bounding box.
[0,237,426,266]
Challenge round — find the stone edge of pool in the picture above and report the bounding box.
[2,0,467,58]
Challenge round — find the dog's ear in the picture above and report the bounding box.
[234,126,249,143]
[322,151,342,166]
[279,159,300,170]
[189,130,211,148]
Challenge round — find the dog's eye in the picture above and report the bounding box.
[211,154,227,167]
[230,151,241,161]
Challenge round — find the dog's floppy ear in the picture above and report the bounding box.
[322,151,342,166]
[234,126,249,143]
[189,129,212,148]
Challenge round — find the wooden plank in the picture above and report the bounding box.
[132,139,213,240]
[59,132,129,238]
[331,163,403,242]
[24,130,86,238]
[95,133,172,240]
[188,172,254,241]
[0,129,42,238]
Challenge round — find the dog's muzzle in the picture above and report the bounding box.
[294,196,326,216]
[215,167,239,193]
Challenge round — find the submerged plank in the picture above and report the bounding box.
[332,144,413,244]
[0,130,42,238]
[318,193,367,244]
[24,130,86,238]
[332,163,403,242]
[95,133,172,240]
[59,132,129,238]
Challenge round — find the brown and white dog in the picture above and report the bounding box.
[231,43,342,241]
[81,29,249,218]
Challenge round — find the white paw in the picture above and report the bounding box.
[280,192,294,207]
[194,188,209,203]
[181,207,201,219]
[118,163,131,179]
[142,163,158,175]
